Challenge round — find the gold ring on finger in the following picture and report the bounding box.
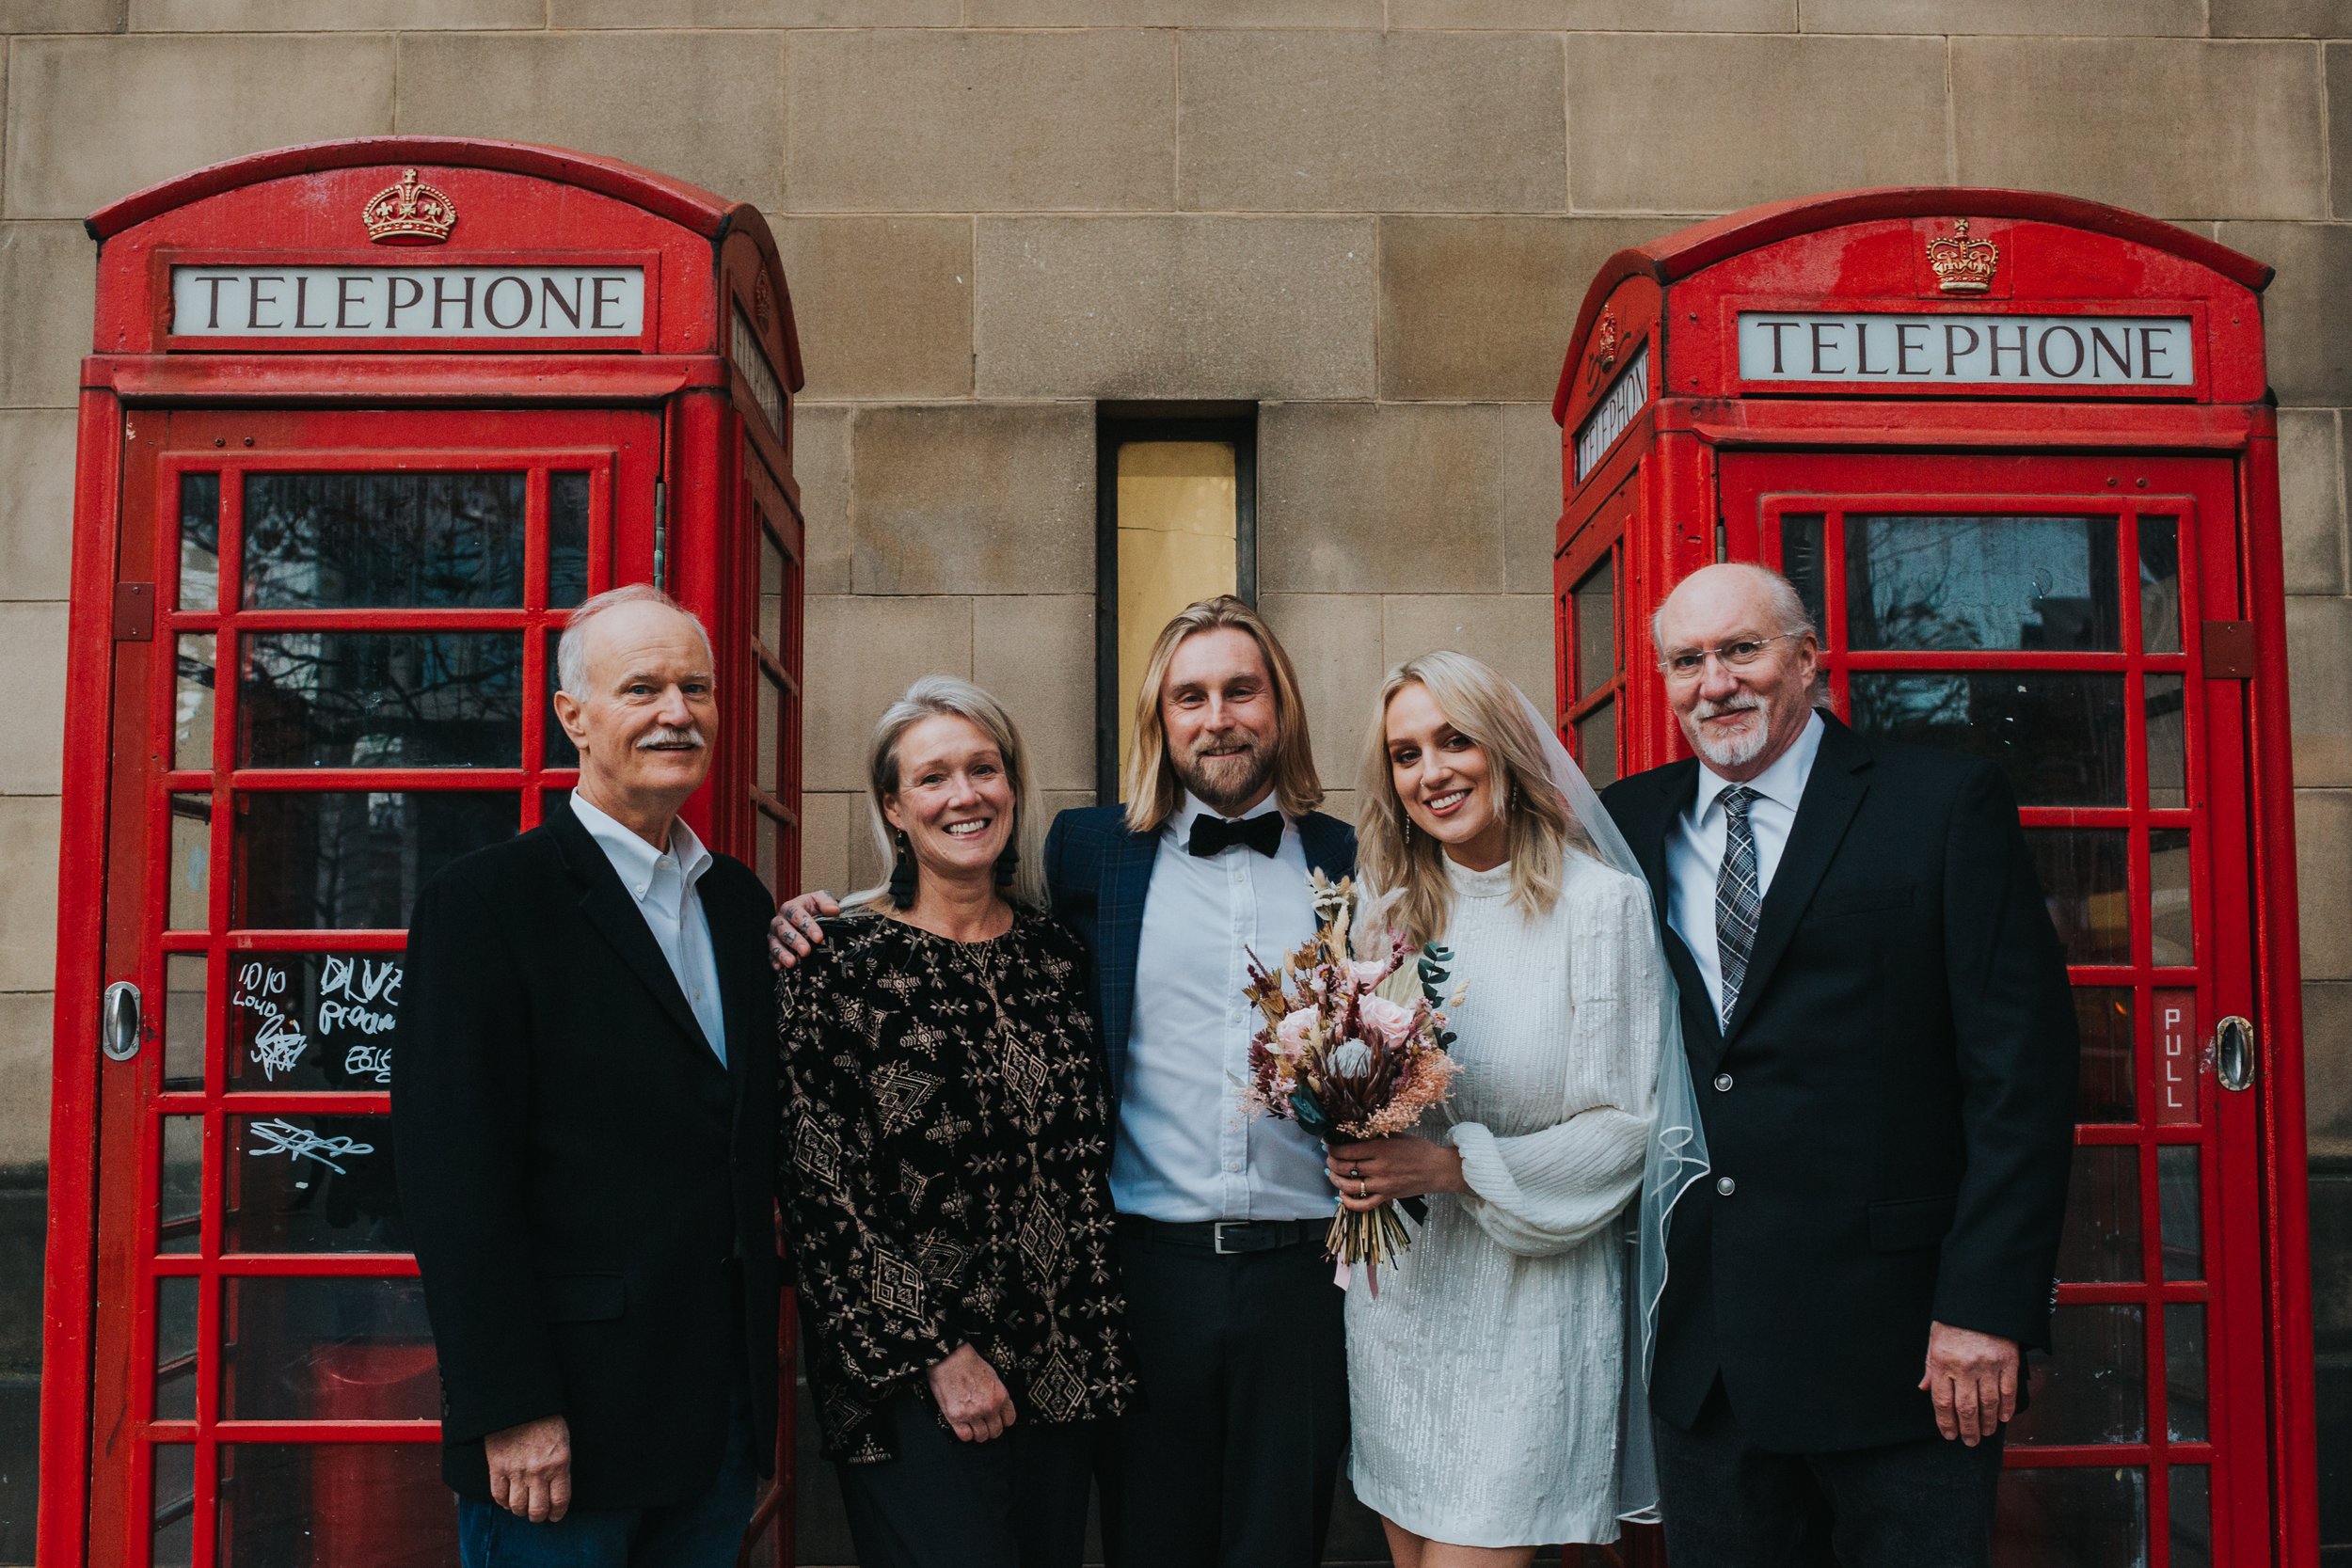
[1357,1180,1369,1198]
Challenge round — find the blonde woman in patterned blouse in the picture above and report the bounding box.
[776,676,1133,1568]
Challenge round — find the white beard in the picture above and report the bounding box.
[1688,695,1772,770]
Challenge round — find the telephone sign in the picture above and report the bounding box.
[1735,310,2196,387]
[170,265,648,339]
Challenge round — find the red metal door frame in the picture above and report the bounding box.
[1721,449,2271,1566]
[80,406,655,1568]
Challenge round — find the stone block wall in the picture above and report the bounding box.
[4,3,2351,1562]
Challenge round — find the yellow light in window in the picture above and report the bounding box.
[1116,441,1238,796]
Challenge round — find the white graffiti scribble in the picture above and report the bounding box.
[233,961,310,1080]
[247,1010,309,1080]
[318,956,402,1037]
[343,1043,394,1085]
[319,1001,396,1036]
[246,1118,373,1175]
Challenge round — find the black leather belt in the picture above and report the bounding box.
[1114,1214,1323,1255]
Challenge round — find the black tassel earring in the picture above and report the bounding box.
[994,838,1019,890]
[888,830,917,910]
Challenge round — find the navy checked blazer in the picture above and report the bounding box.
[1042,803,1357,1101]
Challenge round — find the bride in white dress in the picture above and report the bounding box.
[1326,650,1701,1567]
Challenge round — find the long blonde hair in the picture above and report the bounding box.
[1356,651,1594,949]
[1122,595,1323,834]
[850,675,1047,911]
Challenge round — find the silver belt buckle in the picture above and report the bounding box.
[1213,1221,1242,1256]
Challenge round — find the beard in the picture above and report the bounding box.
[1175,729,1275,816]
[1686,692,1774,770]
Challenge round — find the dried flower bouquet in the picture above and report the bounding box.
[1242,873,1462,1289]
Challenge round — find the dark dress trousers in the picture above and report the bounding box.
[392,795,781,1508]
[1599,717,2079,1454]
[1042,803,1358,1568]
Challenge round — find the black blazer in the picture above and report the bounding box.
[391,796,780,1507]
[1042,803,1356,1096]
[1602,717,2077,1452]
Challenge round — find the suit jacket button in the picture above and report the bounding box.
[1713,1073,1733,1092]
[1715,1176,1737,1196]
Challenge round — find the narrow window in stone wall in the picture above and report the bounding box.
[1095,409,1258,802]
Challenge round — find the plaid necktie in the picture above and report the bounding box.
[1714,785,1762,1028]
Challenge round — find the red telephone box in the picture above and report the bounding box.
[40,137,806,1568]
[1551,188,2317,1568]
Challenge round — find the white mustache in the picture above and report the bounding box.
[1692,696,1762,721]
[636,726,707,750]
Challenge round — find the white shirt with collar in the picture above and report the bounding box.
[568,791,729,1067]
[1664,709,1828,1023]
[1110,791,1332,1223]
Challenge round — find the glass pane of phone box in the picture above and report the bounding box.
[218,1443,450,1568]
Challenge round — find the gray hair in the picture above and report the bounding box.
[1648,562,1816,653]
[852,675,1047,911]
[556,583,714,696]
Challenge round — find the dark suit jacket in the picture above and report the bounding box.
[1601,717,2077,1452]
[391,795,780,1506]
[1041,803,1355,1096]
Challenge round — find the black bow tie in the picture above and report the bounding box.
[1188,812,1283,860]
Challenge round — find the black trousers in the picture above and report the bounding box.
[834,1392,1096,1568]
[1652,1380,2007,1568]
[1098,1231,1348,1568]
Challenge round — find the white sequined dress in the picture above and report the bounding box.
[1343,853,1665,1547]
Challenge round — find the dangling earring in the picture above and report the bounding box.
[994,837,1019,891]
[1509,778,1519,813]
[1402,816,1413,847]
[888,830,917,910]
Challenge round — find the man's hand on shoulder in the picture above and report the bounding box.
[1918,1321,2020,1447]
[485,1414,572,1521]
[769,890,841,970]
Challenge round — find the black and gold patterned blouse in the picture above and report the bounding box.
[777,908,1134,1464]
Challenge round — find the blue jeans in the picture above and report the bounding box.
[457,1393,759,1568]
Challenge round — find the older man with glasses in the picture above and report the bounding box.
[1599,562,2079,1568]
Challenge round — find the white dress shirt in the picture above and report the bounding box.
[1110,792,1332,1223]
[569,792,729,1067]
[1664,710,1827,1022]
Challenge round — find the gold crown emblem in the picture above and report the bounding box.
[361,168,457,245]
[1926,216,1997,294]
[1586,308,1622,388]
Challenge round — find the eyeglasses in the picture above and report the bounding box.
[1657,632,1804,679]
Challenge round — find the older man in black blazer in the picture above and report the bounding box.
[1600,563,2077,1568]
[394,585,778,1568]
